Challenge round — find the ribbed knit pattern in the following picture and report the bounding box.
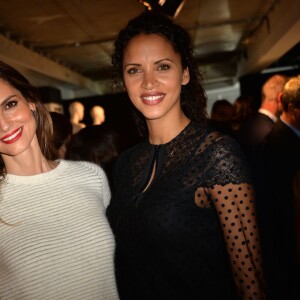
[0,160,119,300]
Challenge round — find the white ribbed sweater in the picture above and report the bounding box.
[0,160,119,300]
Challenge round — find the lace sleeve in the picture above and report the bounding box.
[210,183,265,299]
[199,134,266,299]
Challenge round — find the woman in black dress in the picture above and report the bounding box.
[106,11,266,300]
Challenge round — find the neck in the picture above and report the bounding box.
[2,140,56,176]
[147,114,190,145]
[261,99,278,116]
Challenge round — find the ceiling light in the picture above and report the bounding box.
[138,0,186,18]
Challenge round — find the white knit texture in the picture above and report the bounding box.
[0,160,119,300]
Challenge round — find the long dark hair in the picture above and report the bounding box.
[0,60,55,181]
[111,11,208,136]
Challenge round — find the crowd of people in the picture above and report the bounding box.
[0,9,299,300]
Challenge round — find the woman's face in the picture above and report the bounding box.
[0,79,37,158]
[123,34,190,123]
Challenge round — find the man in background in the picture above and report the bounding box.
[237,74,288,164]
[260,75,300,300]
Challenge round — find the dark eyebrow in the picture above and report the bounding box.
[155,58,173,64]
[124,63,140,68]
[124,58,173,69]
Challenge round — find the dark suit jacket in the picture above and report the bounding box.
[236,112,274,165]
[259,119,300,300]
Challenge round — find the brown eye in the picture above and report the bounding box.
[127,68,141,75]
[5,100,17,110]
[158,64,170,71]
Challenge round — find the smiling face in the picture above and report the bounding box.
[0,79,37,158]
[123,34,190,124]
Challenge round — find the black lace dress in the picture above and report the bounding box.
[106,121,265,300]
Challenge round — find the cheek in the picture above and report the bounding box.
[13,109,33,123]
[123,76,137,89]
[164,77,183,93]
[161,72,183,86]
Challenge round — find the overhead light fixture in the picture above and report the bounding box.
[138,0,186,18]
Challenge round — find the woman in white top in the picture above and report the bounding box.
[0,60,119,300]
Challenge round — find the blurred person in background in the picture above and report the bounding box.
[208,99,234,136]
[66,124,120,190]
[68,101,86,134]
[259,75,300,300]
[50,111,73,159]
[90,105,106,125]
[237,74,288,166]
[231,95,255,136]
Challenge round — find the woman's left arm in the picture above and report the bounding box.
[211,182,266,299]
[200,134,267,299]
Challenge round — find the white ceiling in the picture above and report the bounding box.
[0,0,299,99]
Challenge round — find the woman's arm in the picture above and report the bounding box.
[211,183,266,299]
[197,133,266,299]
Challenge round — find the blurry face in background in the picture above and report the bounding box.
[122,33,190,124]
[0,79,37,158]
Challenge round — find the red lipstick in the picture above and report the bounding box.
[1,127,23,144]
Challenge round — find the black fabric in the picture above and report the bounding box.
[107,121,265,300]
[236,112,274,168]
[258,119,300,300]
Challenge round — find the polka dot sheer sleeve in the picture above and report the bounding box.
[210,183,264,299]
[196,133,266,299]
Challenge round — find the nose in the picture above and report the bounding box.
[141,71,155,90]
[0,114,12,132]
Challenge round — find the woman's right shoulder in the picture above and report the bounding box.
[112,140,148,177]
[117,139,147,161]
[59,159,106,177]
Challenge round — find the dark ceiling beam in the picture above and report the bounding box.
[0,34,104,94]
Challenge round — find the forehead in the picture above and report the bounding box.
[0,79,17,95]
[0,79,28,103]
[124,33,178,59]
